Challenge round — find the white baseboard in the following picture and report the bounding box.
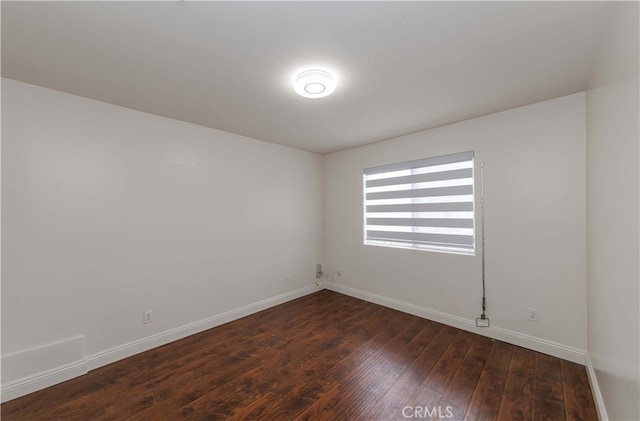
[325,282,586,364]
[2,283,587,405]
[1,360,88,403]
[1,336,87,403]
[86,284,321,370]
[1,284,321,403]
[585,352,608,420]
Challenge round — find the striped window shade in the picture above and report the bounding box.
[363,151,475,254]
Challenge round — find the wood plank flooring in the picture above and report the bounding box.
[1,290,598,420]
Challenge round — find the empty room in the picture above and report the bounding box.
[1,1,638,420]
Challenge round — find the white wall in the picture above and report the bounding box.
[1,78,323,395]
[586,2,640,420]
[324,93,587,357]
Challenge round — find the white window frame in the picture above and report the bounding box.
[363,151,475,255]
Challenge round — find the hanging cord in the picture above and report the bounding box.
[477,163,489,327]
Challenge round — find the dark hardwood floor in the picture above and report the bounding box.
[2,290,598,420]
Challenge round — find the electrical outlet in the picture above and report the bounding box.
[528,308,538,322]
[143,310,153,324]
[285,275,291,284]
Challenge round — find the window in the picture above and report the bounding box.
[363,151,475,255]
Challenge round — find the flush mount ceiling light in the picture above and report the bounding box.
[294,69,336,99]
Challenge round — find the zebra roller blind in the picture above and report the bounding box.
[363,151,475,254]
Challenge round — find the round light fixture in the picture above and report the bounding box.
[294,69,336,99]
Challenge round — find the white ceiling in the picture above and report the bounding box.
[2,1,615,154]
